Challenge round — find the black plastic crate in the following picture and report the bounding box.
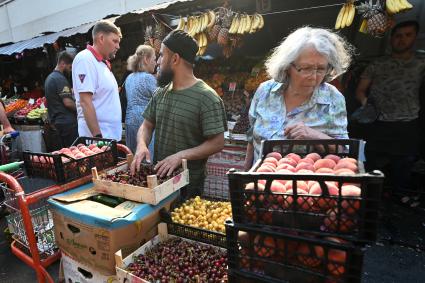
[161,179,231,248]
[228,139,384,243]
[23,137,118,183]
[226,221,364,283]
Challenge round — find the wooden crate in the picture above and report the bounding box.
[92,156,189,205]
[115,223,226,283]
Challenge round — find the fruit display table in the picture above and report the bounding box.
[12,124,46,153]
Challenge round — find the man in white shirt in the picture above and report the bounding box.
[72,20,122,140]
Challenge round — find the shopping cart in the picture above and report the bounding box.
[0,130,20,165]
[0,143,132,283]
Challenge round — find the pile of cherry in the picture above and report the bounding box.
[126,237,228,282]
[102,164,182,187]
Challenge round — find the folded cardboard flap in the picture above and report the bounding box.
[66,200,133,220]
[52,187,99,203]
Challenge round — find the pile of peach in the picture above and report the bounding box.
[244,152,363,233]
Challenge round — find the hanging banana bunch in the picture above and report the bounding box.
[229,13,264,35]
[386,0,413,15]
[335,0,356,30]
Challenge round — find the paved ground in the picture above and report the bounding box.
[0,197,424,282]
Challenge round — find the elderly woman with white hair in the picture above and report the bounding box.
[244,27,353,170]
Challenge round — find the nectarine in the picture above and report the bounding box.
[314,159,336,170]
[305,152,321,162]
[324,154,341,163]
[278,158,298,168]
[285,153,301,163]
[266,152,282,161]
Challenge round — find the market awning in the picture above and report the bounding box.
[0,20,103,56]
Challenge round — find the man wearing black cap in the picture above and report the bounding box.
[130,30,227,197]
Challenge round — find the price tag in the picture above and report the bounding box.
[40,103,46,109]
[14,86,17,93]
[229,82,237,92]
[29,98,35,105]
[23,87,28,92]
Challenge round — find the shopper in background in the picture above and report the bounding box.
[44,51,78,147]
[124,45,157,155]
[244,27,352,170]
[130,30,227,198]
[356,21,425,206]
[0,102,14,134]
[72,20,122,140]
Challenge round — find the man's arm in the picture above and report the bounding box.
[79,92,101,136]
[0,103,14,133]
[155,132,225,177]
[244,143,254,171]
[130,119,155,174]
[62,97,76,112]
[356,77,372,106]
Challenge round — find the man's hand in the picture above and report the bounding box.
[3,126,15,134]
[154,152,183,178]
[285,122,321,140]
[130,146,152,175]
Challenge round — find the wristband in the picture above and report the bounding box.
[95,133,103,138]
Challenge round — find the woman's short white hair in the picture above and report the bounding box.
[265,27,354,83]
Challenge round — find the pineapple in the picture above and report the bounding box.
[153,23,167,54]
[358,0,392,37]
[217,28,229,46]
[209,24,221,41]
[144,26,154,47]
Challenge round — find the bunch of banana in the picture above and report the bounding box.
[175,17,185,31]
[335,1,356,29]
[27,108,47,120]
[386,0,413,15]
[229,13,264,35]
[186,10,216,37]
[196,33,208,56]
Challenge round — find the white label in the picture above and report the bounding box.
[23,87,28,92]
[40,103,46,109]
[29,98,35,105]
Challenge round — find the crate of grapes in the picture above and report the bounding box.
[92,155,189,205]
[115,223,228,283]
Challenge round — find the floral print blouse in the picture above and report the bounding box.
[247,79,348,163]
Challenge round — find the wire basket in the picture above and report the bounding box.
[1,178,58,258]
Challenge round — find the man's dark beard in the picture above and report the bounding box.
[157,67,174,87]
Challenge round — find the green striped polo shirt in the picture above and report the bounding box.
[143,80,227,188]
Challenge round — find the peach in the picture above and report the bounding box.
[297,169,314,174]
[276,169,295,174]
[298,158,314,165]
[313,159,336,170]
[276,163,295,172]
[256,166,275,173]
[263,157,279,166]
[334,161,358,172]
[297,243,323,268]
[324,154,341,163]
[324,208,355,233]
[278,158,297,168]
[270,181,287,193]
[295,162,315,172]
[69,146,77,151]
[305,152,321,162]
[51,151,61,155]
[315,167,334,174]
[261,162,277,168]
[285,153,301,163]
[285,181,308,192]
[340,157,357,164]
[307,181,319,191]
[266,152,282,161]
[285,189,310,210]
[334,168,356,175]
[309,182,340,210]
[88,143,98,150]
[325,237,347,276]
[341,185,361,214]
[245,182,265,191]
[254,235,276,258]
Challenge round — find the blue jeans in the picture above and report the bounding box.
[125,124,154,160]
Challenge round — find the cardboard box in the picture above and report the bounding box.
[92,159,189,205]
[60,251,118,283]
[48,183,177,275]
[115,223,226,283]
